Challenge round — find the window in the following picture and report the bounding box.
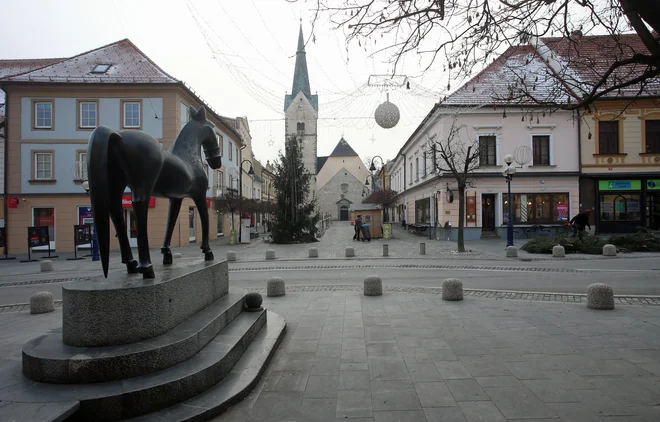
[423,152,427,176]
[600,193,642,222]
[228,144,233,161]
[34,152,53,180]
[34,101,53,129]
[297,122,305,135]
[415,198,431,224]
[216,133,224,155]
[479,135,497,166]
[645,120,660,154]
[502,193,569,224]
[77,151,88,180]
[409,162,413,184]
[91,64,112,74]
[415,157,419,181]
[181,107,190,129]
[122,101,141,128]
[79,101,97,128]
[598,120,619,154]
[216,171,224,191]
[532,135,550,165]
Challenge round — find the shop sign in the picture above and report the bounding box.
[7,198,19,208]
[121,195,156,208]
[78,206,94,226]
[598,180,641,191]
[647,180,660,190]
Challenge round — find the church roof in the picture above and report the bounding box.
[284,25,318,112]
[329,137,359,157]
[317,156,328,173]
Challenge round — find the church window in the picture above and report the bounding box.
[297,122,305,135]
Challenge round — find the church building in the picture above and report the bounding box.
[284,25,368,220]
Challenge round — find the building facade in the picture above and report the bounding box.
[0,39,245,254]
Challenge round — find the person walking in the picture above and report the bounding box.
[353,215,362,241]
[569,209,592,238]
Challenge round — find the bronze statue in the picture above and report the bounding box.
[87,106,222,279]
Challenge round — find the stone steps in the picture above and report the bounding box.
[127,311,286,422]
[22,290,247,383]
[2,309,267,421]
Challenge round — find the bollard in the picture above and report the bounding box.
[383,244,389,257]
[226,251,237,262]
[587,283,614,310]
[505,246,518,258]
[267,277,286,297]
[308,248,318,258]
[442,278,464,301]
[363,275,383,296]
[345,247,355,257]
[266,249,276,260]
[30,292,55,314]
[420,242,426,255]
[40,260,54,272]
[552,245,565,258]
[603,244,617,257]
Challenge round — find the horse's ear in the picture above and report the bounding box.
[192,106,207,123]
[188,105,197,121]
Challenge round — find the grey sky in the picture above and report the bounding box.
[1,0,448,165]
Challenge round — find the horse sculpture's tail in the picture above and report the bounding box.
[88,126,123,278]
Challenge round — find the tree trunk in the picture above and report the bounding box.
[457,185,466,253]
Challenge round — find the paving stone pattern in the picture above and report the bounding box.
[205,290,660,421]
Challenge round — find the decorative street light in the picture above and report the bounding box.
[369,155,385,172]
[364,174,375,194]
[503,154,516,248]
[81,180,100,261]
[238,160,255,243]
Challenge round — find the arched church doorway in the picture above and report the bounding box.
[339,206,349,221]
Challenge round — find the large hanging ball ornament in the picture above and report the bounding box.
[374,93,400,129]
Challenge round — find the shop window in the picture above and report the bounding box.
[598,120,619,154]
[33,207,55,249]
[478,135,497,166]
[645,120,660,154]
[415,198,431,224]
[600,193,641,222]
[502,193,569,224]
[532,135,550,165]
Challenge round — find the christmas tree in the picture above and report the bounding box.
[271,136,319,243]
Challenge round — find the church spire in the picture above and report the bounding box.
[291,23,312,100]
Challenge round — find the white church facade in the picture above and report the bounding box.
[284,25,368,220]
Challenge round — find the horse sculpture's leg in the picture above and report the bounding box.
[161,198,183,265]
[132,199,155,279]
[192,196,214,261]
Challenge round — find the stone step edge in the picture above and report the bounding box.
[22,289,248,384]
[1,310,267,422]
[126,311,287,422]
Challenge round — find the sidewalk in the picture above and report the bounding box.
[2,287,659,421]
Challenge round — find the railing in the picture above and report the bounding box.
[214,187,239,198]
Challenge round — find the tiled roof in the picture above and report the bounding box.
[329,137,359,157]
[0,39,178,84]
[442,45,572,106]
[541,33,660,98]
[0,58,63,79]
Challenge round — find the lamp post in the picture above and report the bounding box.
[364,174,375,194]
[503,154,516,247]
[238,160,255,243]
[369,156,385,193]
[81,180,100,261]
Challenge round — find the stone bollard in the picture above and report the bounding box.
[603,244,617,257]
[30,292,55,314]
[173,253,183,259]
[552,245,565,258]
[420,242,426,255]
[383,244,389,257]
[587,283,615,310]
[363,275,383,296]
[505,246,518,258]
[40,260,53,272]
[345,247,355,257]
[308,248,318,258]
[267,277,286,297]
[244,292,264,312]
[266,249,276,260]
[226,251,237,262]
[442,278,464,301]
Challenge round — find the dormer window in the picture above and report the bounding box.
[91,64,112,74]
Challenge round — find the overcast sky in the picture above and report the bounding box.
[1,0,450,165]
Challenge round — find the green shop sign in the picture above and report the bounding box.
[647,180,660,190]
[599,180,641,191]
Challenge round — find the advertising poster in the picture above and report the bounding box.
[75,224,92,246]
[28,226,50,248]
[556,204,569,221]
[240,218,251,244]
[229,229,237,245]
[78,206,94,225]
[382,223,391,240]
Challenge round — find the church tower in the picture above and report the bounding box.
[284,23,318,195]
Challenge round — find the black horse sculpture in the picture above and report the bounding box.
[87,106,222,279]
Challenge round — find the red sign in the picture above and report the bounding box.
[122,195,156,208]
[7,197,19,208]
[206,198,211,208]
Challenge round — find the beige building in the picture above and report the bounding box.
[0,39,246,254]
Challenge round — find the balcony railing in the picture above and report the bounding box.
[214,187,239,198]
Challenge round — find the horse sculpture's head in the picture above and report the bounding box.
[188,106,222,170]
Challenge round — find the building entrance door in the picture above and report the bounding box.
[339,206,349,221]
[648,193,660,230]
[124,209,138,248]
[481,194,496,232]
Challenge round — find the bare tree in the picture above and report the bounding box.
[426,115,480,252]
[297,0,660,109]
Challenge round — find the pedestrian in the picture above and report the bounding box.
[569,209,592,238]
[353,215,362,241]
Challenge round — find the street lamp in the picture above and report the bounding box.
[364,174,375,193]
[503,154,516,248]
[81,180,100,261]
[369,155,385,172]
[238,160,255,242]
